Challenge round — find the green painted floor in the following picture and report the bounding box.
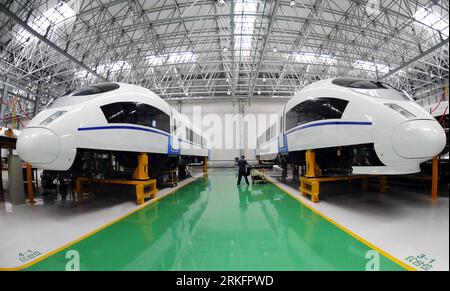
[26,170,405,270]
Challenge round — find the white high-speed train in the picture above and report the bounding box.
[17,82,209,179]
[256,78,446,175]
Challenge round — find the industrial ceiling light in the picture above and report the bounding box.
[218,0,226,7]
[272,47,278,53]
[223,47,228,52]
[227,90,231,95]
[290,1,296,7]
[257,89,261,95]
[262,76,267,83]
[185,92,189,96]
[226,77,230,82]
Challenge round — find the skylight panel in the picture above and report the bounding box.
[353,60,390,74]
[414,7,449,37]
[290,52,337,64]
[14,2,76,46]
[96,61,130,74]
[74,61,130,79]
[146,52,196,66]
[234,0,258,59]
[167,52,196,64]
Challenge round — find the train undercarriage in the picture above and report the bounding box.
[264,143,384,178]
[41,148,206,193]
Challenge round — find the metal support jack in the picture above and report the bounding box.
[76,153,158,205]
[203,157,209,175]
[300,149,387,203]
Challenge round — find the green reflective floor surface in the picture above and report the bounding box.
[26,169,406,270]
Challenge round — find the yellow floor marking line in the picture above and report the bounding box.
[0,176,201,271]
[267,177,416,271]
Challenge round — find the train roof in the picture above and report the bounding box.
[285,78,412,112]
[46,82,170,112]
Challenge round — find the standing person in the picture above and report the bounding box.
[237,155,250,185]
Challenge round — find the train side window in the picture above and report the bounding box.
[186,128,194,142]
[285,98,349,131]
[193,132,202,145]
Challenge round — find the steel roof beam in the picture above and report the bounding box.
[0,3,107,82]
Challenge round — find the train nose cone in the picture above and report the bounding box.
[392,120,446,159]
[17,127,60,164]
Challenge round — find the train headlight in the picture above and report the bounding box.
[385,104,416,119]
[40,111,67,126]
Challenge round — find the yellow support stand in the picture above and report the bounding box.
[305,150,321,177]
[75,152,158,205]
[133,153,149,180]
[379,176,388,194]
[26,163,35,204]
[203,157,209,175]
[431,156,438,200]
[300,149,388,203]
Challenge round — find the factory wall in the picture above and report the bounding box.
[169,99,286,165]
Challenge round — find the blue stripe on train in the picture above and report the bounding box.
[278,121,372,153]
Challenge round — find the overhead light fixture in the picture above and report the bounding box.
[272,47,278,53]
[223,47,228,52]
[290,1,296,7]
[226,77,230,82]
[218,0,226,6]
[227,90,231,95]
[262,76,267,83]
[185,92,189,96]
[257,89,261,95]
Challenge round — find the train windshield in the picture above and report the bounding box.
[332,78,411,101]
[45,83,120,108]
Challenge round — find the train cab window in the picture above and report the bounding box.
[101,102,136,124]
[122,103,137,124]
[136,103,170,133]
[285,98,349,131]
[101,102,170,133]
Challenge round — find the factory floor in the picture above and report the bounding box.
[0,169,448,271]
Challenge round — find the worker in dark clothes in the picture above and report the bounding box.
[237,155,250,185]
